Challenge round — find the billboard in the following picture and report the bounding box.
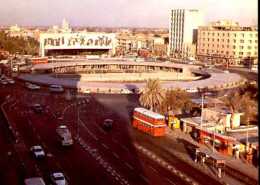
[40,32,116,53]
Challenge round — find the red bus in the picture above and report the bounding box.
[132,107,166,136]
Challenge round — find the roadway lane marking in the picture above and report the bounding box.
[149,165,159,174]
[113,152,119,159]
[165,178,176,185]
[125,162,134,170]
[102,143,109,149]
[140,174,149,184]
[121,145,128,152]
[112,138,118,144]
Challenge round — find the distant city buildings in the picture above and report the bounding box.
[197,20,258,66]
[169,9,204,59]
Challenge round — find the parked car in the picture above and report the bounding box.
[30,145,45,159]
[103,119,113,130]
[1,80,8,85]
[50,172,67,185]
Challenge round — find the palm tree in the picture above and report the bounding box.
[139,79,164,111]
[222,91,257,148]
[161,89,192,114]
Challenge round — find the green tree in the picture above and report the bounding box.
[160,89,192,114]
[139,79,164,111]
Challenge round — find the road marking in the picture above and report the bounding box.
[121,145,128,151]
[149,165,159,174]
[165,178,176,185]
[140,174,149,184]
[125,162,134,170]
[102,143,109,149]
[113,152,119,159]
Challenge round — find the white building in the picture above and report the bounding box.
[169,9,204,58]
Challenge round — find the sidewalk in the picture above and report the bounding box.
[165,128,258,184]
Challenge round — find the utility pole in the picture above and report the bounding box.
[200,93,204,129]
[77,100,80,139]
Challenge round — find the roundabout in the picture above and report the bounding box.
[18,59,246,93]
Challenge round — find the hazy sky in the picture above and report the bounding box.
[0,0,257,27]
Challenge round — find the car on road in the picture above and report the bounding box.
[0,80,8,85]
[50,172,68,185]
[26,83,41,90]
[24,177,46,185]
[186,88,198,93]
[6,79,15,84]
[30,145,45,159]
[32,104,44,114]
[103,119,113,130]
[49,84,64,93]
[223,70,229,74]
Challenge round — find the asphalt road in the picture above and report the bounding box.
[0,79,225,185]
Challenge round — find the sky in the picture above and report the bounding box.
[0,0,257,27]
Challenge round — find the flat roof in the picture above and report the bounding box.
[134,107,165,119]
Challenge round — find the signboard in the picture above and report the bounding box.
[40,33,116,50]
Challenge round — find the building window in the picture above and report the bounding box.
[212,44,214,47]
[208,32,210,35]
[227,45,229,48]
[208,44,210,47]
[233,51,236,55]
[239,52,243,55]
[255,40,258,43]
[208,38,210,41]
[217,39,219,42]
[203,32,205,35]
[217,44,219,48]
[234,33,236,37]
[233,39,236,43]
[255,52,258,55]
[212,38,214,41]
[248,46,252,49]
[227,33,230,36]
[239,46,244,49]
[217,33,220,36]
[240,40,244,43]
[247,52,251,55]
[222,39,224,42]
[222,33,225,36]
[255,33,258,37]
[212,33,215,36]
[222,45,224,48]
[233,46,236,49]
[249,40,252,43]
[241,33,244,37]
[226,51,229,55]
[250,34,253,37]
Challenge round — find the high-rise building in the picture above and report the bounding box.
[169,9,204,59]
[197,20,258,67]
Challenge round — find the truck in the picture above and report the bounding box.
[56,125,73,146]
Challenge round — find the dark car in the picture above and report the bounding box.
[102,119,113,130]
[32,104,43,114]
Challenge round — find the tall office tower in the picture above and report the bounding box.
[169,9,204,59]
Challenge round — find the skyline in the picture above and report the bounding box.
[0,0,258,28]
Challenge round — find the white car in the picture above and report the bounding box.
[223,70,229,73]
[49,85,64,93]
[186,88,198,93]
[27,84,41,90]
[7,79,15,84]
[50,172,67,185]
[30,145,45,159]
[1,80,8,85]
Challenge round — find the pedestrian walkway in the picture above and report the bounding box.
[165,128,258,185]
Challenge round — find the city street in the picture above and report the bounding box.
[0,81,224,185]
